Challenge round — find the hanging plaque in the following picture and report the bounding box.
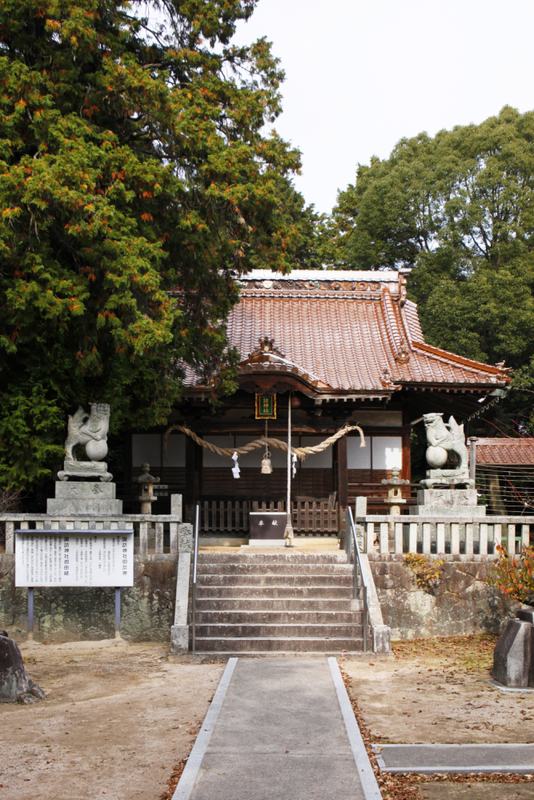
[255,394,277,419]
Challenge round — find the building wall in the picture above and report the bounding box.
[131,430,407,511]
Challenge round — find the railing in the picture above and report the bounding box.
[353,512,534,556]
[345,506,368,653]
[0,514,189,556]
[191,504,200,654]
[200,500,338,534]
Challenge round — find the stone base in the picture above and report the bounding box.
[170,624,189,654]
[58,458,112,482]
[47,481,123,516]
[372,624,391,654]
[246,539,291,548]
[410,488,486,517]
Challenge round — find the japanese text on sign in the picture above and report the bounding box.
[15,533,134,587]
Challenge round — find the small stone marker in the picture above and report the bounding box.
[0,631,46,704]
[493,618,533,688]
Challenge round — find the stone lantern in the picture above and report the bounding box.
[136,463,160,514]
[381,467,410,515]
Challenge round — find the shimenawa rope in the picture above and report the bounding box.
[163,423,365,461]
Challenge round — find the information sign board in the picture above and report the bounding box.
[15,532,134,588]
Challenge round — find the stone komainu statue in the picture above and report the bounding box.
[64,403,110,462]
[421,413,473,488]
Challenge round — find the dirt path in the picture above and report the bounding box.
[0,639,224,800]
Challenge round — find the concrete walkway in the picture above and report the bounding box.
[373,743,534,774]
[173,657,381,800]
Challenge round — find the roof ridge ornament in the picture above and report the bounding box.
[394,339,411,364]
[381,367,401,389]
[256,336,285,358]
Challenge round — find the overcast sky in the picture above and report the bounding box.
[231,0,534,214]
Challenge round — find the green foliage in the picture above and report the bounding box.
[0,0,314,487]
[403,553,444,592]
[486,544,534,605]
[323,107,534,367]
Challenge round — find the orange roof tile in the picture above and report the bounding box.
[182,271,510,395]
[475,438,534,465]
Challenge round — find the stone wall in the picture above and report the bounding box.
[0,555,177,642]
[368,554,517,640]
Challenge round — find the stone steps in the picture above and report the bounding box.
[196,598,357,612]
[195,610,361,624]
[198,552,348,564]
[196,563,353,575]
[196,623,362,638]
[194,636,363,653]
[192,551,363,655]
[196,585,353,599]
[198,573,353,587]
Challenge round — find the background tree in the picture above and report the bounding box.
[0,0,314,488]
[322,107,534,433]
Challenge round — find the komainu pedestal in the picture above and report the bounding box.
[410,488,486,517]
[47,480,122,516]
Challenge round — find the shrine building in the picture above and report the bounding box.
[126,270,510,533]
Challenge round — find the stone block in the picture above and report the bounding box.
[355,496,367,518]
[493,618,532,688]
[47,480,123,515]
[55,481,116,499]
[170,624,189,653]
[170,494,183,520]
[372,624,391,654]
[410,488,485,516]
[47,498,123,515]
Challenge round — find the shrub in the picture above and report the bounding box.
[486,544,534,605]
[403,553,444,592]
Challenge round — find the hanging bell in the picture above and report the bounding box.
[261,448,273,474]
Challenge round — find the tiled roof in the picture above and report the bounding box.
[475,438,534,465]
[212,270,509,395]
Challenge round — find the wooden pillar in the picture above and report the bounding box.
[402,430,411,483]
[402,409,412,483]
[336,436,348,548]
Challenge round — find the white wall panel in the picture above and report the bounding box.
[372,436,402,470]
[347,436,371,469]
